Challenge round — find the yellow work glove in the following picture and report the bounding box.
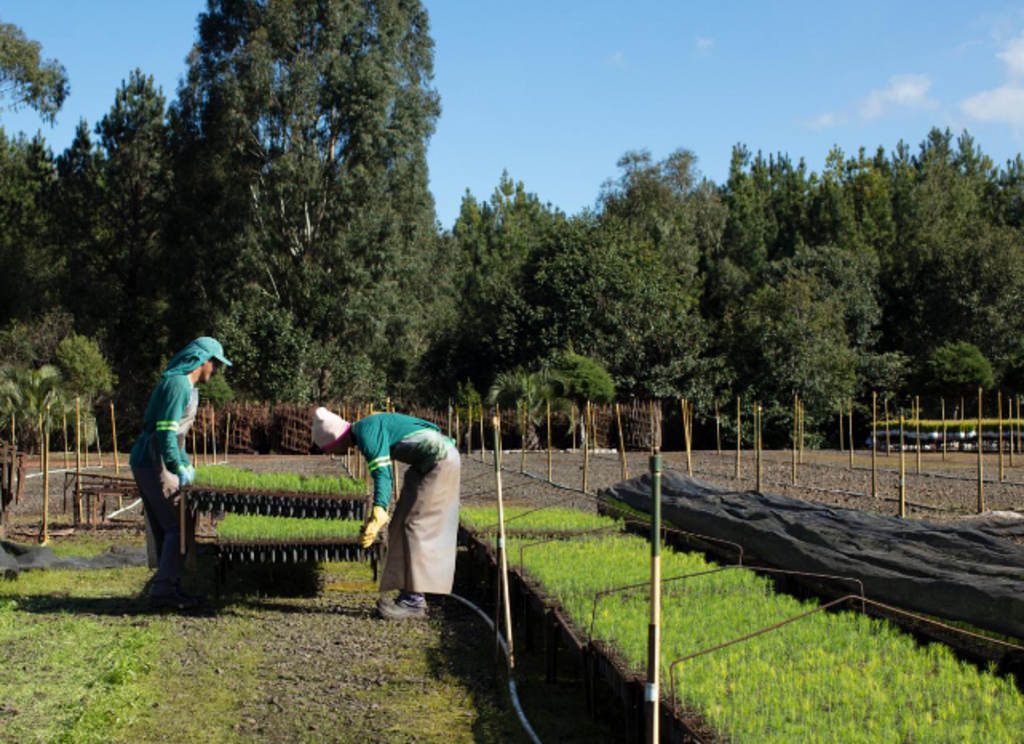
[360,505,390,548]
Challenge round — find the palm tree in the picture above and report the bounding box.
[486,368,558,449]
[0,365,70,451]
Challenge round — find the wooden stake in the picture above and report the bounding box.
[999,391,1004,483]
[480,404,486,462]
[225,412,231,464]
[646,447,662,743]
[1010,396,1015,468]
[547,401,552,483]
[792,394,798,486]
[455,405,461,452]
[583,401,591,493]
[915,395,921,475]
[941,398,947,462]
[848,398,855,470]
[755,404,762,493]
[62,411,68,470]
[799,399,805,464]
[871,392,877,498]
[203,406,209,467]
[715,400,721,455]
[492,415,514,668]
[681,399,693,477]
[520,401,526,474]
[75,396,82,524]
[110,402,119,474]
[616,402,629,481]
[735,397,742,480]
[467,405,473,458]
[884,398,891,457]
[211,405,218,464]
[899,414,906,518]
[978,387,985,514]
[838,400,844,452]
[41,404,49,544]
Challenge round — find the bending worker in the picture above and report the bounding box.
[130,337,231,610]
[312,407,460,620]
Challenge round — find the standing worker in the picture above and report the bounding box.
[130,337,231,610]
[312,407,460,619]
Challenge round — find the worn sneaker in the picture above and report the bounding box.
[150,587,206,611]
[376,595,427,620]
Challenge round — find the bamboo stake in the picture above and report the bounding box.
[715,401,721,455]
[914,396,921,475]
[480,404,486,462]
[646,446,662,743]
[191,426,197,465]
[202,407,209,467]
[616,403,629,481]
[792,394,798,486]
[941,399,947,462]
[978,388,985,514]
[1010,396,1015,468]
[899,414,906,519]
[871,392,878,498]
[798,399,805,464]
[95,414,103,469]
[884,398,891,456]
[75,397,82,524]
[681,399,693,477]
[520,401,526,474]
[225,412,231,464]
[211,405,218,464]
[110,402,119,474]
[62,411,69,470]
[848,398,854,470]
[838,400,844,452]
[492,415,514,668]
[755,404,762,493]
[84,406,90,469]
[38,412,44,475]
[455,405,461,452]
[571,403,577,453]
[41,404,49,544]
[547,401,552,483]
[467,405,473,458]
[999,391,1004,483]
[583,401,591,493]
[735,397,742,480]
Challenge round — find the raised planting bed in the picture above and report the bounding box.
[513,533,1024,743]
[459,504,625,537]
[186,466,366,519]
[213,513,381,594]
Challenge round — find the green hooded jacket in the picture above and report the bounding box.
[129,338,231,472]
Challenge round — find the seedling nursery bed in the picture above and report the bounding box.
[459,495,1024,743]
[185,485,367,520]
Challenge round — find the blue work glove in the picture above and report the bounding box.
[178,466,196,487]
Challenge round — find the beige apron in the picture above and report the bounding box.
[380,448,461,594]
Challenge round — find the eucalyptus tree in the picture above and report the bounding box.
[169,0,444,400]
[0,20,68,124]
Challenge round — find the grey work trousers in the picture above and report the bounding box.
[132,464,183,597]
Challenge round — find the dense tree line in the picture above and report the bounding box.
[2,2,1024,443]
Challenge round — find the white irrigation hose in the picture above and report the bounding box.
[448,592,543,744]
[107,498,143,520]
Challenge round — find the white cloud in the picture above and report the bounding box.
[604,51,625,67]
[998,31,1024,77]
[799,112,848,130]
[695,37,714,53]
[961,84,1024,125]
[859,74,938,122]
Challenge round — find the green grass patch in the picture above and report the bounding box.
[194,466,363,496]
[217,513,363,542]
[459,505,621,533]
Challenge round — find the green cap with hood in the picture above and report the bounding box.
[161,337,232,378]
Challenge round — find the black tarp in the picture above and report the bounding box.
[0,540,147,575]
[601,471,1024,639]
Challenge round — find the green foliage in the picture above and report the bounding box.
[518,534,1024,743]
[54,335,116,402]
[196,373,234,409]
[552,353,615,406]
[216,514,362,542]
[454,379,481,412]
[923,341,995,398]
[0,21,69,123]
[459,505,622,534]
[193,466,362,496]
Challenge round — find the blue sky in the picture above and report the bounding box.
[4,1,1024,228]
